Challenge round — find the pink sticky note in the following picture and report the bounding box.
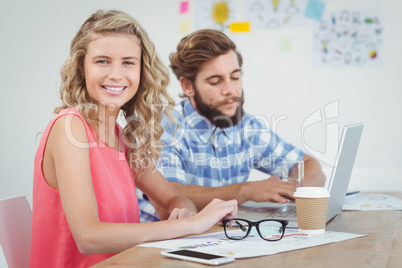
[180,1,189,14]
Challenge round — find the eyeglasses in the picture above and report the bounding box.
[221,218,288,241]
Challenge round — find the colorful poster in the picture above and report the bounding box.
[313,9,383,67]
[244,0,308,29]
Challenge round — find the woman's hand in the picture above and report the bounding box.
[189,198,238,234]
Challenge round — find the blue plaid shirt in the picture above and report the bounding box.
[137,99,304,222]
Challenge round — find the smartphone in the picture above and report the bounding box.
[161,249,235,265]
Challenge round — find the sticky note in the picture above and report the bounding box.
[229,22,250,33]
[280,37,293,52]
[305,0,326,21]
[179,20,191,34]
[180,1,189,14]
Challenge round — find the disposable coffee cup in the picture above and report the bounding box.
[294,187,330,235]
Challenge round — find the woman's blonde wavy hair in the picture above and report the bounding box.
[55,9,175,177]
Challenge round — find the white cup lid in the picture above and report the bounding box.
[294,187,330,198]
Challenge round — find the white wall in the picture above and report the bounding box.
[1,0,401,210]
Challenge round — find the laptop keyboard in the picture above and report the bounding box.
[269,204,297,219]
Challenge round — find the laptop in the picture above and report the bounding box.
[238,123,364,228]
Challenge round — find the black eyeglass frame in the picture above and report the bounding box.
[221,218,289,241]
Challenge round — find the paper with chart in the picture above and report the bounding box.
[139,229,364,259]
[313,8,383,67]
[343,194,402,211]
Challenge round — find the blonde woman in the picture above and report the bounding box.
[30,10,237,267]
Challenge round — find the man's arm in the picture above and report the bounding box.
[165,154,326,212]
[166,153,325,212]
[155,152,325,213]
[167,178,297,212]
[302,154,326,187]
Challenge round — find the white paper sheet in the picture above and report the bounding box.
[343,194,402,210]
[139,229,364,259]
[244,0,308,29]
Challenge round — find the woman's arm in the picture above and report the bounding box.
[44,115,237,255]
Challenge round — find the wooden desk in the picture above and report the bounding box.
[92,192,402,268]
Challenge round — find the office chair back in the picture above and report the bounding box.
[0,196,32,268]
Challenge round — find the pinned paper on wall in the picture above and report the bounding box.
[304,0,325,21]
[244,0,308,29]
[229,22,250,33]
[280,37,293,52]
[179,1,191,34]
[180,1,190,14]
[312,8,383,67]
[179,20,192,34]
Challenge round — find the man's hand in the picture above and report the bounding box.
[242,176,297,204]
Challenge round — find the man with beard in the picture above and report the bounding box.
[137,29,326,222]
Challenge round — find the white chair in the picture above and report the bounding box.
[0,196,32,268]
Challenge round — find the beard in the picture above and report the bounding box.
[193,86,245,129]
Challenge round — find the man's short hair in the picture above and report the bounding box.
[169,29,243,87]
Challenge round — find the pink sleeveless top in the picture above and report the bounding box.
[30,108,140,267]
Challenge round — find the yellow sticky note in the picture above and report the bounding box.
[179,20,191,34]
[229,22,250,33]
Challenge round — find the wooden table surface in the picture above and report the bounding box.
[92,192,402,268]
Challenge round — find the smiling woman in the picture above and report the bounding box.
[55,10,172,173]
[84,33,141,110]
[30,9,238,268]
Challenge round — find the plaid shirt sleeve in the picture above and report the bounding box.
[157,124,190,184]
[136,188,160,222]
[243,115,305,177]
